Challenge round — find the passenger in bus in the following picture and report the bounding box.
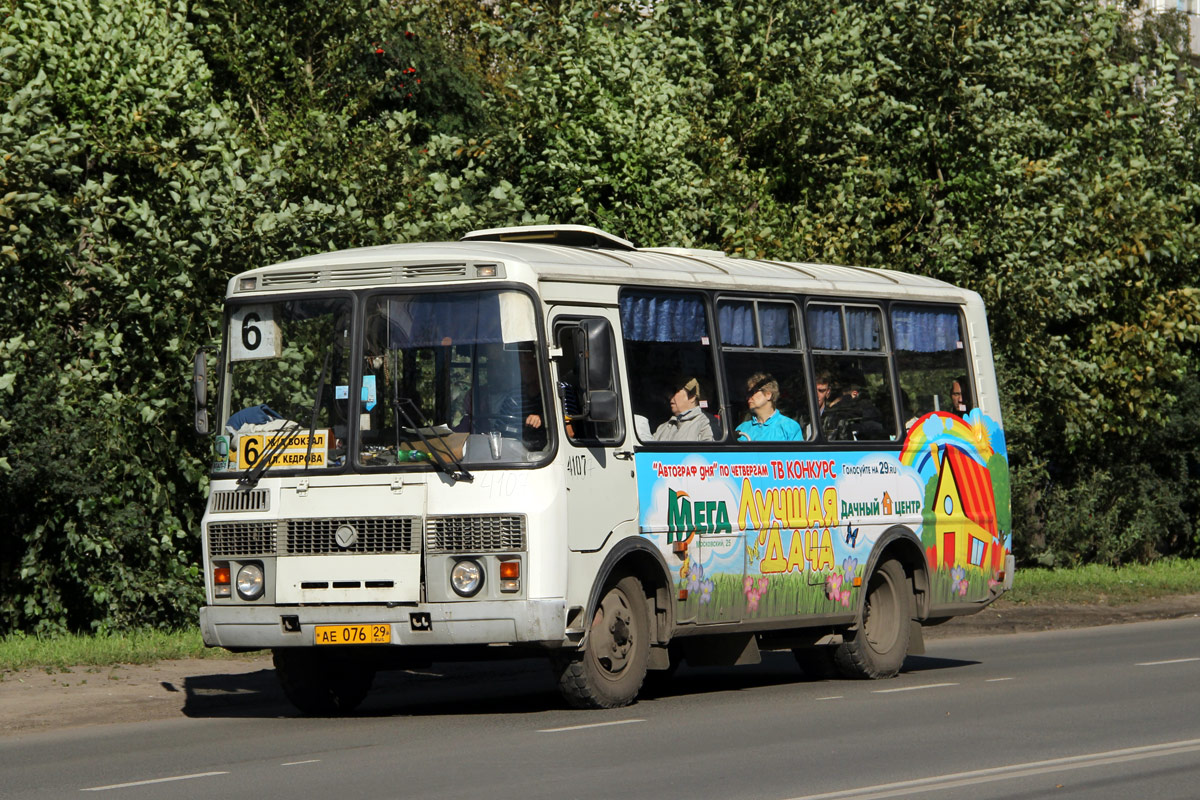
[736,373,803,441]
[802,371,834,440]
[653,376,715,442]
[822,378,885,440]
[950,375,972,415]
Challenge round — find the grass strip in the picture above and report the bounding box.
[0,628,255,674]
[1002,557,1200,606]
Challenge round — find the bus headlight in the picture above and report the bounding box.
[450,559,484,597]
[236,563,265,600]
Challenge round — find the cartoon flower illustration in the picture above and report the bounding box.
[746,592,760,613]
[757,576,770,594]
[743,575,754,594]
[825,572,843,600]
[700,579,713,604]
[951,566,969,597]
[837,588,851,606]
[842,557,858,581]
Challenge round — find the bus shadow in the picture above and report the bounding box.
[181,659,566,720]
[901,654,981,673]
[180,651,982,719]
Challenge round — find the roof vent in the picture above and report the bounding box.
[461,224,636,251]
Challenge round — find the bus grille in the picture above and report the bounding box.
[426,515,526,553]
[207,521,277,557]
[285,517,418,555]
[210,488,270,513]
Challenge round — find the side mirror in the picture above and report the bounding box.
[570,318,619,423]
[577,318,614,392]
[193,348,210,435]
[585,390,619,423]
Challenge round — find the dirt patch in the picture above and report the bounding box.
[5,594,1200,737]
[922,593,1200,639]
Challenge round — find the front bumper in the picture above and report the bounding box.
[199,599,566,650]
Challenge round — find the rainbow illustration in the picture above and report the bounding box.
[900,409,1004,482]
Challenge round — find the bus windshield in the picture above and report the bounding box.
[217,296,352,475]
[356,289,549,468]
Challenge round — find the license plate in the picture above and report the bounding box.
[314,624,391,645]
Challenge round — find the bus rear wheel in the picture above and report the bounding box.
[555,575,649,709]
[834,559,911,679]
[273,649,375,715]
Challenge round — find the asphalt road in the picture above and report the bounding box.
[3,617,1199,800]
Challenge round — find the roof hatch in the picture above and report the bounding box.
[461,224,636,251]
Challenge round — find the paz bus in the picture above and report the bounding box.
[193,224,1013,713]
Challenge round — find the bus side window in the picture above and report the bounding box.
[717,298,809,440]
[891,305,973,427]
[809,303,898,442]
[619,290,722,443]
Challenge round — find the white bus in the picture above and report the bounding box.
[194,224,1013,713]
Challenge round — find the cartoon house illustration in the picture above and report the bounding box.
[931,445,999,573]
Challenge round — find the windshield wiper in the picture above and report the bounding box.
[391,395,473,483]
[238,418,303,488]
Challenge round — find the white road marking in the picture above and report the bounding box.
[817,696,844,701]
[82,772,228,792]
[538,719,644,733]
[985,677,1014,682]
[282,760,321,766]
[782,738,1200,800]
[1136,657,1200,667]
[871,682,958,694]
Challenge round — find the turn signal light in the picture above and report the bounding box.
[214,564,231,598]
[499,559,520,593]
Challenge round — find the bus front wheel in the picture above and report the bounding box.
[555,575,649,709]
[834,559,911,679]
[273,648,374,715]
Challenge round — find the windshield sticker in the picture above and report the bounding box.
[335,376,377,410]
[231,431,328,470]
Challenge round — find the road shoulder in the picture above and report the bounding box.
[5,594,1200,737]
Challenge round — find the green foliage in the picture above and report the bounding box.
[1,0,1197,632]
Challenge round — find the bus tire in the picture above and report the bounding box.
[273,649,374,715]
[555,575,649,709]
[834,559,911,680]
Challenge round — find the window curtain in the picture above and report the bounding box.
[620,291,708,343]
[717,300,755,346]
[807,305,843,350]
[759,303,793,347]
[846,308,882,351]
[890,307,961,353]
